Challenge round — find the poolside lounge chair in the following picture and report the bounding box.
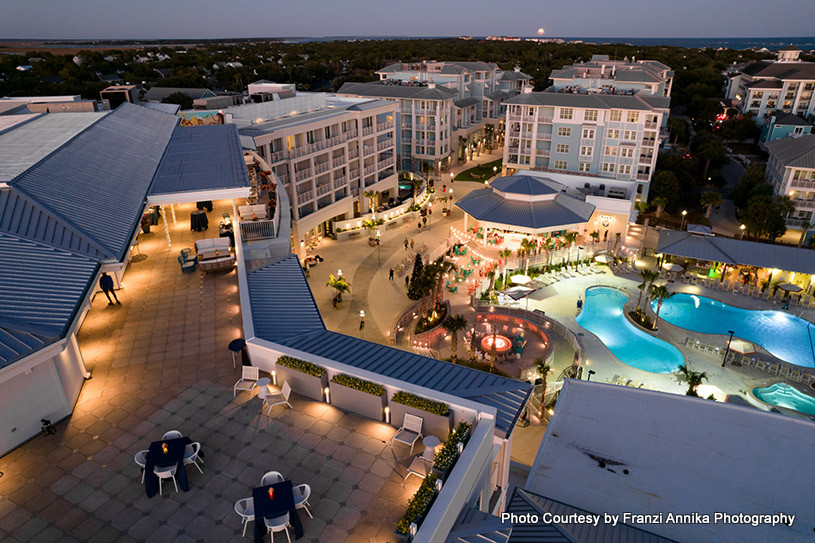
[768,362,780,375]
[791,369,802,382]
[802,372,814,383]
[780,366,791,378]
[611,374,621,385]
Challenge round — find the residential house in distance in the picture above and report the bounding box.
[725,46,815,121]
[759,111,813,148]
[502,87,667,201]
[549,55,674,98]
[765,134,815,232]
[338,80,457,172]
[224,92,398,254]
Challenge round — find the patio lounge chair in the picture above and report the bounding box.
[391,413,423,455]
[260,471,285,486]
[264,513,292,543]
[234,366,260,397]
[768,362,780,375]
[234,498,255,537]
[406,443,436,480]
[263,382,293,414]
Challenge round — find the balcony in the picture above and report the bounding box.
[316,183,332,196]
[332,156,345,168]
[314,162,330,174]
[793,198,815,210]
[239,218,276,241]
[376,121,395,131]
[295,189,314,202]
[362,126,375,136]
[270,150,288,163]
[364,164,377,176]
[538,133,552,141]
[351,186,360,197]
[644,121,658,130]
[507,113,535,122]
[538,149,550,157]
[377,140,392,151]
[295,168,312,182]
[275,172,289,184]
[333,176,347,189]
[349,169,360,179]
[363,146,375,156]
[639,155,653,164]
[636,173,650,181]
[380,156,395,168]
[538,116,554,123]
[641,139,657,146]
[788,179,815,191]
[348,149,359,159]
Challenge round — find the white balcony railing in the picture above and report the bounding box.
[376,121,395,132]
[636,173,650,181]
[316,183,332,196]
[348,149,359,159]
[644,121,658,129]
[362,126,374,136]
[377,141,392,151]
[332,157,344,168]
[333,176,347,189]
[296,189,314,202]
[295,168,312,181]
[364,165,377,175]
[788,179,815,191]
[363,146,375,156]
[239,219,276,241]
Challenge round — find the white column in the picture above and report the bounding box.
[161,205,172,250]
[170,204,177,225]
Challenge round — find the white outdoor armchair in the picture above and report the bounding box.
[260,470,285,486]
[264,513,291,543]
[234,366,260,398]
[134,450,149,483]
[293,483,313,518]
[263,382,292,414]
[161,430,183,440]
[183,442,204,474]
[390,413,423,454]
[234,498,255,537]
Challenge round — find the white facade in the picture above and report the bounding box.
[228,94,398,248]
[503,89,664,200]
[765,135,815,227]
[549,55,673,98]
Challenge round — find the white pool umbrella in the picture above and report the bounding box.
[594,254,613,263]
[727,339,755,355]
[662,262,684,273]
[510,274,532,285]
[778,283,803,293]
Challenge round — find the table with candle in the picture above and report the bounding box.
[143,437,191,498]
[252,480,304,542]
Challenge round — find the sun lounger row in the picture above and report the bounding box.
[610,374,645,388]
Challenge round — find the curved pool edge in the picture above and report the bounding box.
[750,383,815,417]
[578,285,686,374]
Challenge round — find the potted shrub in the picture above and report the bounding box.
[394,474,438,540]
[432,421,471,480]
[275,356,327,401]
[329,374,387,420]
[390,391,452,440]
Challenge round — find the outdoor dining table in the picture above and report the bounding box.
[252,480,304,542]
[196,200,213,212]
[143,437,191,498]
[190,211,208,232]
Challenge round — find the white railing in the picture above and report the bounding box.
[314,162,330,174]
[297,189,314,202]
[380,157,395,168]
[793,198,815,210]
[644,121,658,129]
[538,133,552,141]
[363,146,375,156]
[333,176,347,188]
[316,183,331,196]
[376,121,395,131]
[351,187,359,197]
[295,168,312,181]
[636,172,649,181]
[789,179,815,190]
[239,219,276,241]
[349,169,360,179]
[362,126,374,136]
[332,157,344,168]
[364,164,377,175]
[538,149,550,157]
[639,155,653,164]
[270,150,288,163]
[377,141,392,151]
[348,149,359,159]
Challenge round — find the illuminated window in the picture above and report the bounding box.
[559,108,573,120]
[584,109,598,121]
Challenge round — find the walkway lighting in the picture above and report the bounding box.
[722,330,735,367]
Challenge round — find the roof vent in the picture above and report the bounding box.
[427,83,436,89]
[522,85,533,94]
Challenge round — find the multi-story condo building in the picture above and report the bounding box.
[758,111,813,148]
[548,55,674,98]
[342,63,533,170]
[503,88,667,200]
[338,81,456,171]
[765,134,815,230]
[224,92,398,251]
[725,47,815,122]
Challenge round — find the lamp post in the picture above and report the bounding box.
[587,370,596,382]
[376,229,381,267]
[722,330,735,367]
[450,172,454,185]
[493,166,498,178]
[680,210,687,231]
[740,224,746,239]
[428,203,432,226]
[359,310,366,336]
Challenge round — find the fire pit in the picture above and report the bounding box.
[481,334,512,355]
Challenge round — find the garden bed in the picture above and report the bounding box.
[275,356,327,401]
[390,391,452,440]
[329,374,387,421]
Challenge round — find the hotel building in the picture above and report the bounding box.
[765,134,815,230]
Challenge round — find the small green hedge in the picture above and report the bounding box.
[395,474,438,534]
[330,374,386,396]
[277,356,326,377]
[392,391,449,416]
[434,421,471,471]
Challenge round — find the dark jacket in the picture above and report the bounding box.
[100,274,114,291]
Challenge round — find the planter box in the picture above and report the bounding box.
[275,365,327,401]
[330,381,386,421]
[389,401,452,441]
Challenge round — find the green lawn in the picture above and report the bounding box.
[454,159,503,182]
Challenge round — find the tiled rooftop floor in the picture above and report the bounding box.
[0,201,420,542]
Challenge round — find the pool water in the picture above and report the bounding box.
[654,294,815,368]
[753,383,815,415]
[577,287,684,373]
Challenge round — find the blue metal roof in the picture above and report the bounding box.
[247,255,326,342]
[10,102,178,260]
[149,124,251,196]
[0,234,99,367]
[491,175,561,196]
[247,255,532,436]
[456,187,595,232]
[140,101,181,115]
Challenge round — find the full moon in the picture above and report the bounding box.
[537,28,545,35]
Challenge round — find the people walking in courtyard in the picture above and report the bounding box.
[404,238,409,250]
[389,268,394,280]
[410,239,415,249]
[99,272,120,305]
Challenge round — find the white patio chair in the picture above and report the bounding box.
[405,453,434,480]
[264,513,291,543]
[293,484,313,519]
[154,464,179,496]
[260,471,284,486]
[390,413,423,454]
[234,366,261,398]
[234,498,255,537]
[183,442,204,474]
[263,382,293,414]
[161,430,183,440]
[134,450,149,483]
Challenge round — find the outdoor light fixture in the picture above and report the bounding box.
[324,387,330,404]
[740,224,746,239]
[384,406,390,423]
[271,370,277,386]
[680,210,688,231]
[723,330,735,367]
[338,269,342,277]
[587,370,596,381]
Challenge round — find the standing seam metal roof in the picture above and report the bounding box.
[246,255,532,435]
[10,103,179,260]
[149,124,251,196]
[765,134,815,169]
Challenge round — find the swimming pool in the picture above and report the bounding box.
[654,294,815,368]
[753,383,815,416]
[577,286,684,373]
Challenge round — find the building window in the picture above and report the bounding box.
[584,109,598,121]
[602,162,615,173]
[559,108,573,120]
[604,146,617,156]
[627,111,639,123]
[621,148,634,158]
[580,146,593,156]
[619,165,631,174]
[623,130,636,140]
[556,144,570,153]
[578,162,591,172]
[607,129,619,139]
[582,128,595,139]
[610,110,622,122]
[553,160,568,169]
[557,127,571,137]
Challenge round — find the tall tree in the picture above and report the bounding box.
[442,314,468,364]
[676,365,709,397]
[636,268,659,312]
[406,253,424,300]
[700,191,723,219]
[651,196,668,218]
[533,357,552,419]
[649,284,675,330]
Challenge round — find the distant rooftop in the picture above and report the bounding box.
[338,81,458,101]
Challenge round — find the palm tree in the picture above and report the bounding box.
[700,191,723,219]
[636,269,659,311]
[326,274,351,305]
[442,315,468,364]
[562,232,578,264]
[498,248,513,289]
[520,238,537,272]
[651,196,668,218]
[410,175,424,204]
[364,190,378,213]
[468,327,477,363]
[675,364,708,396]
[649,284,675,330]
[589,231,599,251]
[533,357,552,419]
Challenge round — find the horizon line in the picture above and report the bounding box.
[2,34,814,41]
